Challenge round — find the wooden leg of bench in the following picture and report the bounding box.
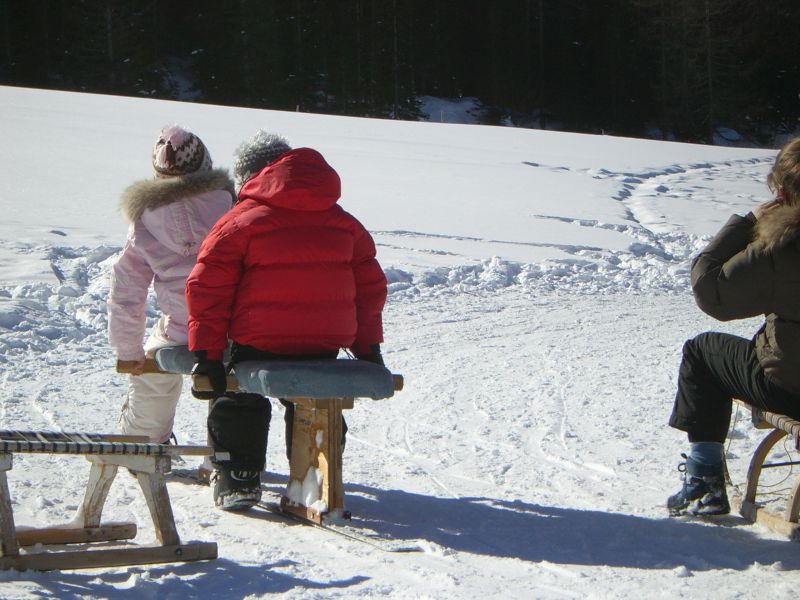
[199,399,214,481]
[324,399,344,514]
[135,457,179,546]
[785,474,800,524]
[0,454,18,558]
[744,429,787,505]
[284,400,345,521]
[78,462,119,528]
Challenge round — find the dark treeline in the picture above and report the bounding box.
[2,0,799,146]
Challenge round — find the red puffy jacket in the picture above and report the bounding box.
[186,148,387,360]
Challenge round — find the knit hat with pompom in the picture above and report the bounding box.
[152,125,212,177]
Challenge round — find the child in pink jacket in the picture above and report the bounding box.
[108,125,233,442]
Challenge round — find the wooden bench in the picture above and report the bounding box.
[729,399,800,541]
[0,430,217,570]
[119,352,403,524]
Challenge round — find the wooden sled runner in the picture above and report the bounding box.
[729,399,800,541]
[119,350,404,525]
[0,430,217,570]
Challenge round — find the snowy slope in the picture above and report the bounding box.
[0,86,798,599]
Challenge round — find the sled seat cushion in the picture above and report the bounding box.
[146,348,401,399]
[154,345,200,375]
[233,360,396,400]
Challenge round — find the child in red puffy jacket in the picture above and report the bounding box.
[186,131,387,510]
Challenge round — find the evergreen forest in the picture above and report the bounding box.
[3,0,800,146]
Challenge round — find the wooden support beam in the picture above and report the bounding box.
[78,462,119,528]
[324,399,344,513]
[292,397,354,410]
[283,398,346,521]
[0,542,217,571]
[136,458,179,546]
[786,476,800,524]
[732,495,800,542]
[0,455,18,558]
[15,523,137,547]
[744,428,787,504]
[116,358,162,373]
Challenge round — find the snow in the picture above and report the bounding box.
[0,85,799,598]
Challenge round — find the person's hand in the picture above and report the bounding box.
[128,359,145,376]
[127,349,157,376]
[753,199,780,220]
[118,354,146,376]
[191,351,228,398]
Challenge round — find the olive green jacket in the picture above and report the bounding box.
[691,205,800,394]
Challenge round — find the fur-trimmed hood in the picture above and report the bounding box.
[120,168,235,222]
[754,203,800,251]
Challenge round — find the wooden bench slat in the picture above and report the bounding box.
[734,400,800,450]
[0,431,212,457]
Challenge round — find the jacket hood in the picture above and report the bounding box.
[120,168,235,222]
[238,148,341,211]
[754,203,800,251]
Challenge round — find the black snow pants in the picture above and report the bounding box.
[228,344,347,461]
[669,332,800,443]
[208,393,271,470]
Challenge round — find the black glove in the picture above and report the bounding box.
[357,343,385,366]
[191,351,228,399]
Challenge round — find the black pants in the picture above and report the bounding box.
[208,393,271,470]
[669,332,800,443]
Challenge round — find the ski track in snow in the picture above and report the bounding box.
[3,152,800,597]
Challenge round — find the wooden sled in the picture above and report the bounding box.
[119,355,404,524]
[729,399,800,541]
[0,430,217,570]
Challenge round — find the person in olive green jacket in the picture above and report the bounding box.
[667,137,800,517]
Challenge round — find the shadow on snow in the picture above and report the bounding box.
[7,558,369,599]
[312,481,800,571]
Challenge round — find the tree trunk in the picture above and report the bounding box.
[392,0,399,117]
[106,4,115,87]
[704,0,715,142]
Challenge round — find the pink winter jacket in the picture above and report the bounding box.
[108,169,233,361]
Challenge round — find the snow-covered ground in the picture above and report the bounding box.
[0,85,799,599]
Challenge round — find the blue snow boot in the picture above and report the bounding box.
[667,454,730,516]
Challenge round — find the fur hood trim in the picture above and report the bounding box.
[121,168,235,222]
[754,203,800,251]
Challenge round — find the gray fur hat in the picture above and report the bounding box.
[232,131,292,192]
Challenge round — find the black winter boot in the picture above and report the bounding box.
[207,393,271,511]
[211,466,262,511]
[667,454,730,516]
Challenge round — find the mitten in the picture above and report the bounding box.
[191,351,228,399]
[357,343,385,366]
